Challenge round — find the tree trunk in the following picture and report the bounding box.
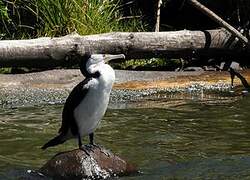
[0,29,248,68]
[155,0,162,32]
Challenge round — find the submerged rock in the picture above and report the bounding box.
[39,145,137,179]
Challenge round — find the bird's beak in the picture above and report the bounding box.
[104,54,125,63]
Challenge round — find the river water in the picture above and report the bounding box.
[0,94,250,179]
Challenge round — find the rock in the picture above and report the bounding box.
[39,145,137,180]
[183,67,204,71]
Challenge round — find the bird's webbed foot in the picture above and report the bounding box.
[78,133,102,155]
[79,144,97,156]
[79,145,92,156]
[87,143,102,151]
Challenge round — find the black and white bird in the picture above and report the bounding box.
[42,53,125,150]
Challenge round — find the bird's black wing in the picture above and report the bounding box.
[59,78,92,136]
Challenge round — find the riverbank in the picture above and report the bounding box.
[0,69,249,108]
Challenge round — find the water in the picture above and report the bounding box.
[0,95,250,179]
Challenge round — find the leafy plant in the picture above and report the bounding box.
[31,0,75,36]
[0,0,146,39]
[0,1,9,21]
[34,0,145,36]
[0,0,10,38]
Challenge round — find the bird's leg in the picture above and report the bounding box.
[78,133,83,149]
[78,133,91,156]
[84,133,96,153]
[89,132,95,145]
[89,133,109,156]
[86,133,101,151]
[89,133,99,147]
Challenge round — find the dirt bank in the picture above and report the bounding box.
[114,70,250,90]
[0,69,249,107]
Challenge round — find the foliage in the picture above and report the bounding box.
[112,58,182,71]
[0,1,9,22]
[0,0,38,39]
[0,0,10,38]
[0,0,147,39]
[0,67,11,74]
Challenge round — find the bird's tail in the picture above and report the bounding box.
[41,133,66,150]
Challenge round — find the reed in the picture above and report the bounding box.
[0,0,146,39]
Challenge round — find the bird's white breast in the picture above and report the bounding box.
[73,64,115,137]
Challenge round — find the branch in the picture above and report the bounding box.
[188,0,248,45]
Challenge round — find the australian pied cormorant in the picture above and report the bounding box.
[42,53,125,150]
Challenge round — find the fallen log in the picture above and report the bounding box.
[0,29,248,68]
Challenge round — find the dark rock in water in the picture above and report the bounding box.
[39,145,137,180]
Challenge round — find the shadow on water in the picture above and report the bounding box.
[0,94,250,179]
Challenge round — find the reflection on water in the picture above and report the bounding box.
[0,96,250,179]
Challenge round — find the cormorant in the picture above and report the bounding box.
[42,53,125,150]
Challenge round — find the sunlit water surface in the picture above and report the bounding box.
[1,95,250,179]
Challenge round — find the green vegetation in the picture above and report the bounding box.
[0,0,146,39]
[0,0,10,39]
[0,0,181,72]
[0,67,11,74]
[112,58,182,71]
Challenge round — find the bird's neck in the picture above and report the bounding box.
[80,62,101,78]
[98,64,115,87]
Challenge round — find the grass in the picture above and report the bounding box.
[37,0,146,36]
[0,0,147,39]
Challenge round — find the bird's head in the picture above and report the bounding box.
[80,53,125,77]
[87,54,125,66]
